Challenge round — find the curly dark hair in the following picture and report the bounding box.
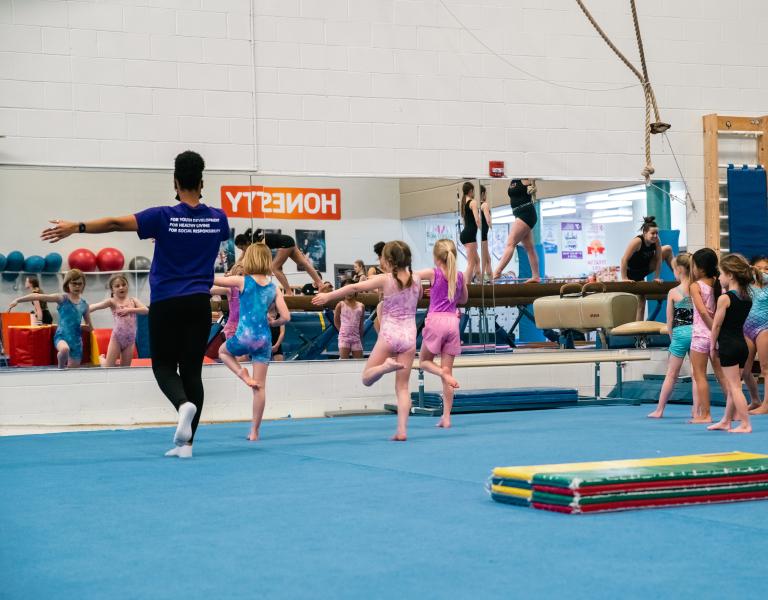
[174,150,205,191]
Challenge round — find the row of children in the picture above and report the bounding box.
[9,271,147,368]
[649,250,768,433]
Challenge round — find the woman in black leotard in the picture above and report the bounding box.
[492,178,540,282]
[243,228,328,295]
[621,216,675,319]
[479,185,493,283]
[458,181,481,284]
[709,254,755,433]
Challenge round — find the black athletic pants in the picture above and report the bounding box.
[148,294,211,443]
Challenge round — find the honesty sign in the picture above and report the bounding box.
[220,186,341,220]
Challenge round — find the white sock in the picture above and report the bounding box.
[164,446,180,457]
[174,402,197,446]
[177,444,193,459]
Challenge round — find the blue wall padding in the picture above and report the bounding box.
[646,229,680,322]
[727,164,768,258]
[517,243,546,342]
[135,314,150,358]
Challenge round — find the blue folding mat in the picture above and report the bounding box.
[727,164,768,258]
[411,387,578,413]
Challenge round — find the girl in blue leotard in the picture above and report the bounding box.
[10,268,93,368]
[214,243,290,441]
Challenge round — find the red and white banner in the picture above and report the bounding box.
[220,186,341,220]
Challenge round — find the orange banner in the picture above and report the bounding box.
[220,186,341,220]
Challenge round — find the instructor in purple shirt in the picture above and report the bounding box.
[42,151,229,459]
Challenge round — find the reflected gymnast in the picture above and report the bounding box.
[492,179,540,283]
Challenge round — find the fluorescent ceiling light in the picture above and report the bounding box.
[585,199,633,210]
[593,215,633,224]
[541,198,575,210]
[585,193,610,204]
[541,207,577,217]
[592,208,633,218]
[609,185,645,196]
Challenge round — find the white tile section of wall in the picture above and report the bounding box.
[0,1,767,245]
[0,350,671,428]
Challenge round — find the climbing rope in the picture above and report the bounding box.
[574,0,669,184]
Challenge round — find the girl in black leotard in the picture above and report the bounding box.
[458,181,481,284]
[708,254,755,433]
[492,179,540,282]
[479,185,493,283]
[242,228,329,295]
[621,216,675,319]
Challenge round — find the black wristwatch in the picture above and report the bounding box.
[78,222,86,233]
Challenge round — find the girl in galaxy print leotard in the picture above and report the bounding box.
[215,243,290,441]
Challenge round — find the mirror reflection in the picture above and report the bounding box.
[0,167,686,370]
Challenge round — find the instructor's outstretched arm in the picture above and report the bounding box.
[41,216,138,242]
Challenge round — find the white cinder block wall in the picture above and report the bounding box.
[3,0,767,248]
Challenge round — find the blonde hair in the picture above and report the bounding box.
[62,269,85,293]
[673,252,691,277]
[382,241,413,290]
[108,274,129,296]
[241,242,272,276]
[433,239,459,301]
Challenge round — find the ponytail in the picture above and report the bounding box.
[433,239,459,300]
[383,241,414,291]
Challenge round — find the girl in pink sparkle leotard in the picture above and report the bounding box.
[89,274,148,367]
[313,241,421,441]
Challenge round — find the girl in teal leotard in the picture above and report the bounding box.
[9,269,93,368]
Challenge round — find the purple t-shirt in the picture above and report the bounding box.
[135,202,229,303]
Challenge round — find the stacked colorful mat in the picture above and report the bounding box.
[490,452,768,514]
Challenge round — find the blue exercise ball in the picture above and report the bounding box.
[43,252,63,273]
[24,255,45,273]
[0,253,6,272]
[3,250,24,281]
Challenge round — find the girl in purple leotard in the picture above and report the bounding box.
[313,241,421,441]
[89,274,148,367]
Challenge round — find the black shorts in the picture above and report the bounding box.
[718,339,749,368]
[460,228,477,245]
[513,206,538,230]
[264,233,295,249]
[627,269,650,283]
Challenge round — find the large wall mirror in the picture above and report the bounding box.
[0,166,687,370]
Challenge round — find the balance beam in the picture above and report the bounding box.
[402,349,651,416]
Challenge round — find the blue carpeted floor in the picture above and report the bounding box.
[2,405,767,599]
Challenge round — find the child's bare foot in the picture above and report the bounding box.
[729,422,752,433]
[524,277,541,284]
[688,416,712,424]
[391,432,407,441]
[441,372,459,389]
[436,418,451,428]
[382,357,404,373]
[238,368,259,389]
[749,403,768,415]
[707,420,731,431]
[647,409,664,418]
[247,430,260,441]
[748,400,762,411]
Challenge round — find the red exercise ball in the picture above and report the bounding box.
[96,247,125,272]
[68,248,97,272]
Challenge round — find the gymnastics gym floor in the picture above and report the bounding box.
[2,404,766,600]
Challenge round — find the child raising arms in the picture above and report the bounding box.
[89,274,148,367]
[9,269,93,368]
[313,241,421,441]
[215,243,290,441]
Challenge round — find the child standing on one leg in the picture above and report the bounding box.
[9,269,93,368]
[215,243,290,441]
[415,239,468,428]
[89,274,148,367]
[689,248,727,424]
[313,241,421,441]
[708,254,754,433]
[334,280,365,359]
[648,253,697,418]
